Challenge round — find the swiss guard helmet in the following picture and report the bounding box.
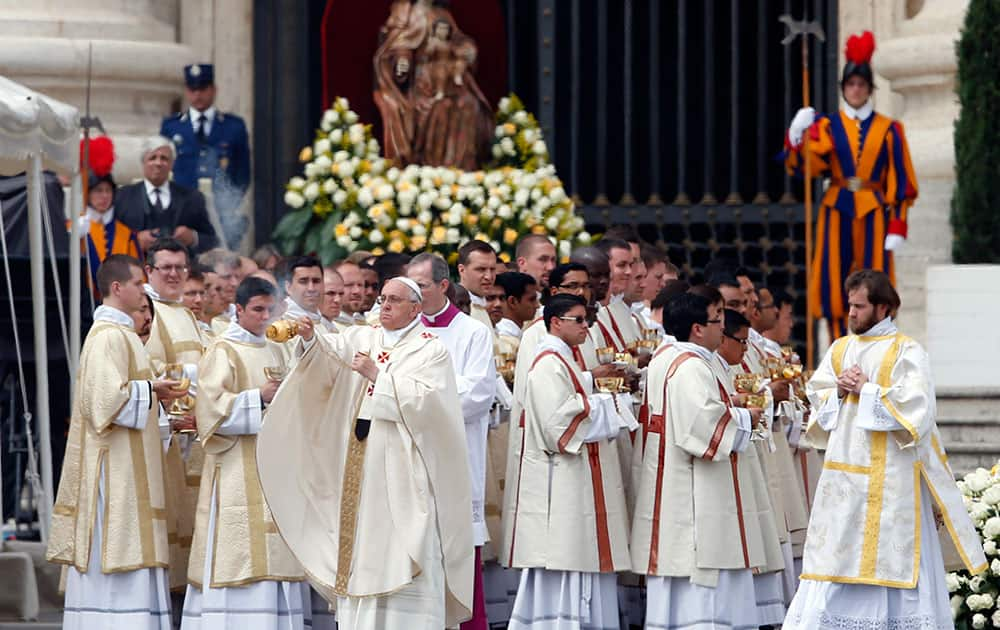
[841,30,876,90]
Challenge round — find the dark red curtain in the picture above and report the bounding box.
[320,0,508,135]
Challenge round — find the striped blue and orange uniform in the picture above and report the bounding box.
[785,109,918,339]
[83,213,142,298]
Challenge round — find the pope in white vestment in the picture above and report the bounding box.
[784,311,986,628]
[258,277,475,630]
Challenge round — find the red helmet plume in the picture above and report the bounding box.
[80,136,115,177]
[844,31,875,65]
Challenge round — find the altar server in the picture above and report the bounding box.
[631,292,762,628]
[506,294,631,629]
[143,238,206,591]
[181,276,308,629]
[48,254,186,629]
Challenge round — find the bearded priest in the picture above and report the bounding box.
[181,276,308,628]
[784,270,986,629]
[257,276,474,630]
[48,254,187,629]
[506,294,631,629]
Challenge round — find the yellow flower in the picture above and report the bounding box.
[388,239,405,253]
[410,235,427,250]
[389,230,404,240]
[335,224,348,237]
[531,225,548,235]
[448,252,459,266]
[499,251,511,263]
[330,163,339,176]
[299,146,313,162]
[464,214,480,227]
[503,123,517,136]
[359,159,371,174]
[474,232,489,242]
[431,226,447,244]
[491,218,502,230]
[474,171,485,183]
[433,176,443,187]
[398,181,413,192]
[370,204,384,219]
[503,228,518,245]
[371,247,385,256]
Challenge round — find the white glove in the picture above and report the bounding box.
[788,107,816,146]
[884,233,905,252]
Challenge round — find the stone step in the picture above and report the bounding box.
[936,395,1000,422]
[934,396,1000,475]
[939,441,999,476]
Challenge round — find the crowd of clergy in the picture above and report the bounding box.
[47,224,986,630]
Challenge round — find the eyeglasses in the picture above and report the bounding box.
[557,315,587,324]
[151,265,188,274]
[723,332,749,346]
[376,295,417,306]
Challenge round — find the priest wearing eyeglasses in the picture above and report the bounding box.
[257,276,474,629]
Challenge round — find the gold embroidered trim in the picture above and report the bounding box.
[823,461,871,475]
[931,434,949,468]
[128,429,156,567]
[241,438,268,578]
[53,504,76,516]
[919,464,988,575]
[335,432,367,595]
[859,431,887,578]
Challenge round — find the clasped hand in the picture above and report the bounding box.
[836,365,868,397]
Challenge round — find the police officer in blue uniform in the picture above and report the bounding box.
[161,63,250,249]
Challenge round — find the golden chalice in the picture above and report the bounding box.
[595,376,625,394]
[164,363,195,431]
[596,346,615,365]
[266,320,300,342]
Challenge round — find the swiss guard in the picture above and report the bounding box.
[784,31,918,339]
[161,63,251,250]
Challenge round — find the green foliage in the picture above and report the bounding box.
[951,0,1000,263]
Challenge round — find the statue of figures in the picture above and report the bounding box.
[373,0,493,170]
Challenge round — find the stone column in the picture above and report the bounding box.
[839,0,966,345]
[876,0,966,345]
[180,0,255,249]
[0,0,196,183]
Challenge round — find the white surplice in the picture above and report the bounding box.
[422,301,497,547]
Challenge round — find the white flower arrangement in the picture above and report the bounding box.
[272,95,591,265]
[949,466,1000,627]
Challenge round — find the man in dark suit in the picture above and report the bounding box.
[116,136,219,254]
[161,63,250,250]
